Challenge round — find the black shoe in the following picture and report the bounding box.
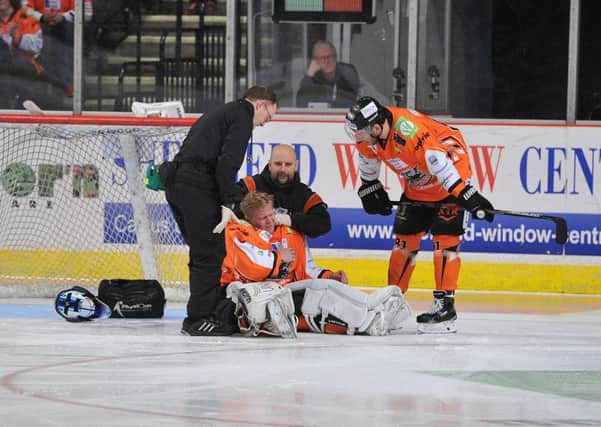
[181,317,237,336]
[416,290,457,324]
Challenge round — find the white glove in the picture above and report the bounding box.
[275,213,291,227]
[212,206,240,233]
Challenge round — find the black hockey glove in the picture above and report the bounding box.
[457,185,494,222]
[357,180,393,215]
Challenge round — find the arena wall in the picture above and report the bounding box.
[1,114,599,296]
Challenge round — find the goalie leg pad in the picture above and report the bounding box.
[227,281,297,338]
[366,286,412,335]
[288,279,373,335]
[287,279,410,335]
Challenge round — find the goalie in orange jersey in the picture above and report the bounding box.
[345,97,495,334]
[220,192,411,338]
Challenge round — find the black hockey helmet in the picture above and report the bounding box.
[345,96,385,141]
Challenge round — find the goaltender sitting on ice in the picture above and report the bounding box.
[214,191,411,338]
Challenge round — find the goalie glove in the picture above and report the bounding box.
[274,213,291,226]
[357,180,392,215]
[212,205,241,233]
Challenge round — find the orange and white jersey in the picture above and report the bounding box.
[25,0,93,22]
[221,220,312,287]
[0,7,42,56]
[355,107,473,201]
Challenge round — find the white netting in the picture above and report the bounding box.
[0,124,190,295]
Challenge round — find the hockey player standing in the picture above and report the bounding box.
[344,97,495,333]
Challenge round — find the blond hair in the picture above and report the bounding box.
[240,192,274,219]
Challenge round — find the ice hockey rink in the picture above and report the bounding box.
[1,290,601,427]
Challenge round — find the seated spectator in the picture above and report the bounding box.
[24,0,94,98]
[296,40,360,108]
[0,0,45,107]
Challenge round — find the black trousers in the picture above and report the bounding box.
[165,176,226,322]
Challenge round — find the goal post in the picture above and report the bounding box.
[0,114,194,299]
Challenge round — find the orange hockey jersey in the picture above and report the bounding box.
[355,107,473,202]
[25,0,93,23]
[221,220,332,287]
[0,6,43,73]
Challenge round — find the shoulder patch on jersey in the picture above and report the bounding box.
[427,154,439,166]
[394,116,419,138]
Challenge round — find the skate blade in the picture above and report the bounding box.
[416,319,457,334]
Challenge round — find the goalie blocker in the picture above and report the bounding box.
[227,279,411,338]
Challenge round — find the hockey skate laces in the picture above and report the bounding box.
[428,298,444,314]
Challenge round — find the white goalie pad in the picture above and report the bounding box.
[287,279,411,335]
[365,286,412,335]
[227,282,297,338]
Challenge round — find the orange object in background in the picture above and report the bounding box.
[324,0,362,12]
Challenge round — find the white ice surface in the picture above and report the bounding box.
[1,299,600,427]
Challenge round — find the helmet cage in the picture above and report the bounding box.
[55,286,112,322]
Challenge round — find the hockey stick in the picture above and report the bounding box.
[391,201,568,244]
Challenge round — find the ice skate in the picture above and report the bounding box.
[416,290,457,334]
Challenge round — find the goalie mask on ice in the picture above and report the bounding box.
[54,286,112,322]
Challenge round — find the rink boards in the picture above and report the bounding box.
[1,116,600,293]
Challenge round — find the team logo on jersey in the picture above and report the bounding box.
[402,167,433,187]
[437,204,459,222]
[394,116,419,138]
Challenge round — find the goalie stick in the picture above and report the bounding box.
[391,201,568,244]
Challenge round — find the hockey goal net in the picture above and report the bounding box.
[0,115,194,297]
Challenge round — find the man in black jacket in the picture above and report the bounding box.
[164,85,278,336]
[236,144,347,283]
[296,40,360,108]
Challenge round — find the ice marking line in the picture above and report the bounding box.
[0,350,305,427]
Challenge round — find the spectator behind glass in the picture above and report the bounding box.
[0,0,47,107]
[24,0,94,100]
[296,40,360,109]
